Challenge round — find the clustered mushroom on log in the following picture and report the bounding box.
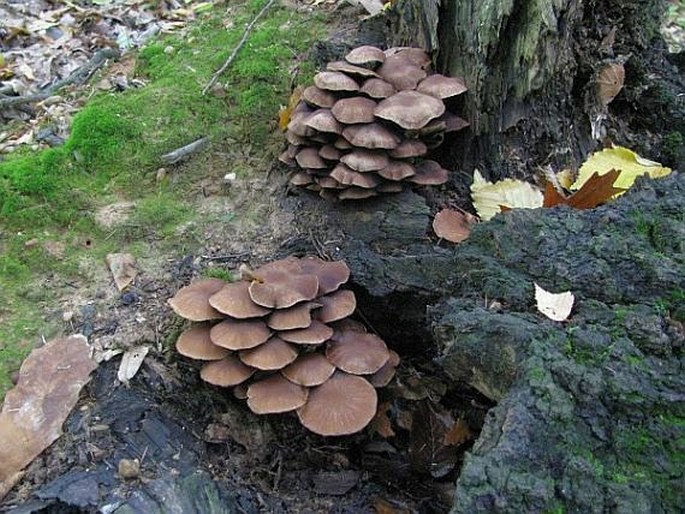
[280,45,469,200]
[168,256,399,436]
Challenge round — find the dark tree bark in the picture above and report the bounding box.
[385,0,683,179]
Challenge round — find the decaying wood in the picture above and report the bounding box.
[202,0,276,95]
[160,137,209,164]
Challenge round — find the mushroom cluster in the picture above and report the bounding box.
[168,256,399,436]
[280,45,469,200]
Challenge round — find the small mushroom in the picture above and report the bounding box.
[340,149,389,172]
[376,160,415,181]
[282,353,336,386]
[210,318,272,350]
[296,372,378,436]
[368,350,400,387]
[209,281,271,319]
[302,86,337,108]
[249,268,319,309]
[247,374,309,414]
[416,74,468,99]
[297,257,350,295]
[342,123,400,150]
[290,171,315,186]
[345,45,386,67]
[279,320,334,345]
[338,187,378,200]
[388,139,428,159]
[331,97,377,124]
[432,208,476,243]
[314,290,357,323]
[167,278,226,321]
[239,336,298,370]
[408,160,450,185]
[326,331,390,375]
[267,301,322,330]
[295,147,329,170]
[200,355,255,387]
[326,61,380,79]
[319,144,342,161]
[314,71,359,93]
[330,164,380,189]
[359,78,396,99]
[176,325,230,361]
[374,91,445,130]
[305,109,344,135]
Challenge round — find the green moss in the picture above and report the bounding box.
[201,268,235,282]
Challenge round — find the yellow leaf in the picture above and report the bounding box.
[572,146,671,193]
[534,283,574,322]
[470,169,543,221]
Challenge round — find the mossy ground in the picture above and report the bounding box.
[0,0,327,397]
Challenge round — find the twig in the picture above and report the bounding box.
[0,48,120,109]
[160,137,209,164]
[201,0,277,95]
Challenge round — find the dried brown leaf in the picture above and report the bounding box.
[0,335,97,499]
[543,169,623,210]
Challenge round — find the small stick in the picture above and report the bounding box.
[160,137,209,164]
[201,0,277,95]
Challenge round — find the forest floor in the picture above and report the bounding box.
[0,0,683,512]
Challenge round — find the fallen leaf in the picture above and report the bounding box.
[0,335,97,500]
[572,146,671,193]
[370,401,395,438]
[374,498,411,514]
[432,208,477,243]
[443,418,473,447]
[409,402,459,478]
[117,345,149,383]
[471,169,544,221]
[544,169,624,209]
[278,86,303,132]
[534,283,574,322]
[106,253,137,291]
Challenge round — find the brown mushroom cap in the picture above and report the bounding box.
[278,144,298,166]
[417,74,468,98]
[408,160,450,185]
[345,45,386,67]
[290,171,315,186]
[305,109,344,135]
[377,59,427,90]
[339,149,389,172]
[239,336,298,370]
[432,208,476,243]
[359,78,396,99]
[384,47,432,69]
[295,147,328,169]
[330,164,380,189]
[331,318,367,335]
[200,355,255,387]
[281,353,336,386]
[326,331,390,375]
[285,130,307,146]
[167,278,226,321]
[287,108,315,137]
[376,160,416,181]
[267,301,322,330]
[326,61,380,79]
[314,290,357,323]
[316,176,346,189]
[334,137,353,150]
[374,91,445,130]
[368,350,400,387]
[279,320,334,345]
[331,97,377,124]
[388,139,428,159]
[247,374,309,414]
[314,71,359,92]
[302,86,336,108]
[249,269,320,309]
[210,318,272,350]
[296,372,378,436]
[319,144,342,161]
[342,123,401,149]
[297,257,351,295]
[209,281,271,319]
[176,325,230,361]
